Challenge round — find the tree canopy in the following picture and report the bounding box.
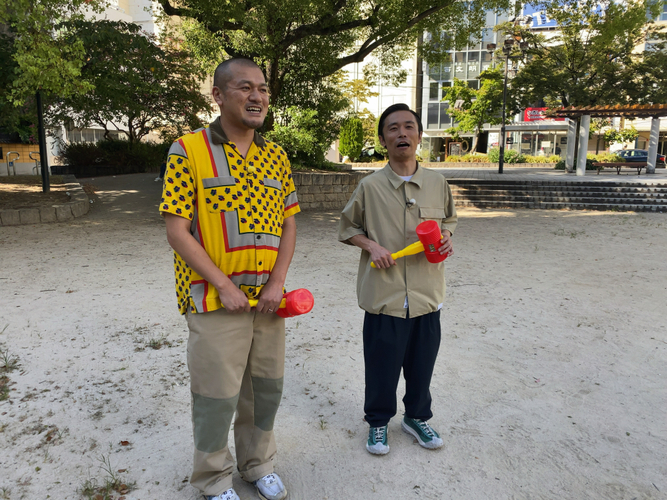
[443,68,505,152]
[0,0,100,105]
[509,0,664,109]
[52,20,211,144]
[157,0,510,113]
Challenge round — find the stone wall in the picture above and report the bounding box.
[0,175,90,226]
[292,171,371,211]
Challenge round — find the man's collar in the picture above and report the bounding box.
[208,116,266,148]
[383,162,424,189]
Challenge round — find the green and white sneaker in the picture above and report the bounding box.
[366,425,390,455]
[402,417,444,450]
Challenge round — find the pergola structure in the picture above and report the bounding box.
[551,104,667,176]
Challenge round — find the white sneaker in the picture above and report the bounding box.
[205,488,240,500]
[254,473,287,500]
[366,425,390,455]
[154,176,162,182]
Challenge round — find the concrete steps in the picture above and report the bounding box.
[448,180,667,212]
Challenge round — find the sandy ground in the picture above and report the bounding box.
[0,173,666,500]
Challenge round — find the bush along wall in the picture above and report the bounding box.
[57,140,169,176]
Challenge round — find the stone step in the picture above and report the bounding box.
[451,188,667,198]
[454,199,667,212]
[449,184,667,194]
[453,194,667,205]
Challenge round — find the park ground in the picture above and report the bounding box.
[0,173,666,500]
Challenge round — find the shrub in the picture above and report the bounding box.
[59,140,168,176]
[488,147,526,164]
[524,154,561,163]
[444,153,490,163]
[339,116,364,161]
[554,153,622,170]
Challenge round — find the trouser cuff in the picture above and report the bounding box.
[240,461,275,483]
[204,476,234,497]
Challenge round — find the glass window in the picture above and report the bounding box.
[485,10,496,26]
[481,51,494,71]
[661,1,667,20]
[428,63,440,79]
[440,103,451,127]
[467,80,480,90]
[468,52,480,79]
[454,52,467,79]
[429,82,440,101]
[441,53,453,80]
[427,103,439,129]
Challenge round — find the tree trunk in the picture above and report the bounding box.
[471,130,479,153]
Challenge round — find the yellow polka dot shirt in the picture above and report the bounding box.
[160,118,300,314]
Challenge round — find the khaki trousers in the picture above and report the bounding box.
[186,308,285,496]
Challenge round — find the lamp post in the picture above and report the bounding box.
[487,30,529,174]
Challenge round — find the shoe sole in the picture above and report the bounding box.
[257,490,287,500]
[366,443,390,455]
[401,421,444,450]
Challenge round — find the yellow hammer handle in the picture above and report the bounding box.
[371,241,425,268]
[247,298,287,308]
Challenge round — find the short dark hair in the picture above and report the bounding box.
[213,58,263,90]
[377,103,423,139]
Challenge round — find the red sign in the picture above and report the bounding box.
[523,107,564,121]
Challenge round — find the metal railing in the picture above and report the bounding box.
[29,151,41,175]
[5,152,19,176]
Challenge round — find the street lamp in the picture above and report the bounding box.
[487,29,529,174]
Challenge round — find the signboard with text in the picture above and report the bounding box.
[523,107,565,122]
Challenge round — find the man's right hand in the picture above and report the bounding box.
[217,282,251,313]
[368,241,396,269]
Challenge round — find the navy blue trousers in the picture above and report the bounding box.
[363,310,441,427]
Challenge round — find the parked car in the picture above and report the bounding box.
[358,147,385,162]
[617,149,666,166]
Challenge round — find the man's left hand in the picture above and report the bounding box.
[438,230,454,257]
[256,280,284,314]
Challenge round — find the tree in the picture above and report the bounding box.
[509,0,663,109]
[442,68,505,153]
[157,0,510,120]
[339,116,364,161]
[0,0,99,106]
[51,20,211,144]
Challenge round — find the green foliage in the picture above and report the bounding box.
[443,69,505,152]
[487,147,526,164]
[339,117,364,160]
[444,153,490,162]
[59,140,168,176]
[510,0,663,108]
[373,118,388,158]
[523,154,561,163]
[554,157,598,170]
[158,0,510,120]
[604,126,639,146]
[0,0,102,106]
[51,20,210,144]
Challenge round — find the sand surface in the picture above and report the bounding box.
[0,173,665,500]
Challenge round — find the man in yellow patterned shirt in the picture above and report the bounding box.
[161,58,299,500]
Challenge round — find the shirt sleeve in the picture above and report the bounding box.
[281,154,300,218]
[441,181,458,236]
[159,140,196,220]
[338,181,367,245]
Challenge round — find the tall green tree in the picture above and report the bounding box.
[0,0,100,106]
[509,0,663,108]
[443,68,505,153]
[51,20,211,144]
[157,0,510,118]
[339,116,364,160]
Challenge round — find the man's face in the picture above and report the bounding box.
[212,65,269,130]
[379,110,422,161]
